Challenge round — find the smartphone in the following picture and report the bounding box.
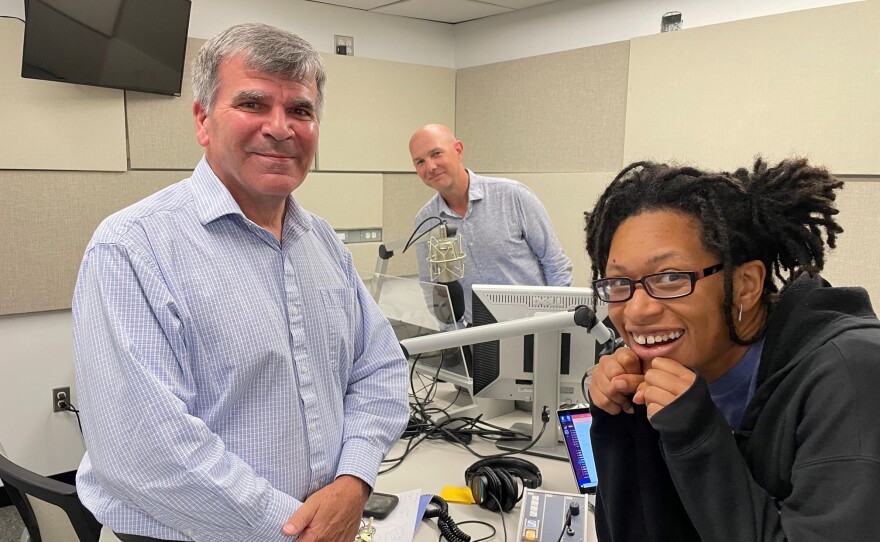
[363,492,399,520]
[557,406,599,494]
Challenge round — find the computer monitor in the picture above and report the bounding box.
[470,284,610,459]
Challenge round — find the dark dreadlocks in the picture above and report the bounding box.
[584,157,844,345]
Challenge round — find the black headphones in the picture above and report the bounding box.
[464,457,542,513]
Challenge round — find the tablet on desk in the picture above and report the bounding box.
[557,406,599,494]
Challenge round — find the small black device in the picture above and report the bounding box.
[464,457,542,512]
[363,492,399,520]
[557,406,599,494]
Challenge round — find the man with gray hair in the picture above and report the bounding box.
[72,23,408,542]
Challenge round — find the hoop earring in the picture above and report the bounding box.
[738,304,743,323]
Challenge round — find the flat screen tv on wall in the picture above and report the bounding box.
[21,0,192,96]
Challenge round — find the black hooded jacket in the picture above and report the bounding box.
[591,275,880,541]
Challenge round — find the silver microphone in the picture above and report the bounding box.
[428,224,466,322]
[428,224,465,283]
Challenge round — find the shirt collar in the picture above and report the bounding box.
[190,157,248,226]
[465,169,484,202]
[190,156,312,240]
[438,169,483,217]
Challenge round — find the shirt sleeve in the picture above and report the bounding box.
[589,401,699,542]
[334,250,410,487]
[73,241,298,542]
[515,186,573,287]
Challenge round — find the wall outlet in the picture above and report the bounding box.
[335,35,354,56]
[52,386,70,413]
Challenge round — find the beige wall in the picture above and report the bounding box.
[452,1,880,303]
[381,173,437,278]
[456,41,629,174]
[319,55,455,172]
[0,170,182,315]
[0,19,127,171]
[821,177,880,299]
[7,3,876,313]
[0,30,453,316]
[623,1,880,175]
[4,3,878,309]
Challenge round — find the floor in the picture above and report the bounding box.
[0,506,24,542]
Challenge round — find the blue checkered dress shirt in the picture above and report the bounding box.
[72,157,409,541]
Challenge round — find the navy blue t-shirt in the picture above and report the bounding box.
[708,339,765,429]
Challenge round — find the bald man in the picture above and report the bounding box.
[409,124,573,324]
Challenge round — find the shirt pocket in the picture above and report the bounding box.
[320,287,357,383]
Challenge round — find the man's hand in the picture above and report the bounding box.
[589,347,646,415]
[282,475,371,541]
[632,357,696,420]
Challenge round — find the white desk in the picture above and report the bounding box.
[374,404,597,542]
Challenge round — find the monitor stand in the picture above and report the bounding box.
[494,330,569,461]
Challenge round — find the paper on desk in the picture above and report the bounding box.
[365,489,422,542]
[415,494,432,532]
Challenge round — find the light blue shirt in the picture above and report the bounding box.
[72,157,409,541]
[415,171,573,323]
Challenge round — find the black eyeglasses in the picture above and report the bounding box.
[593,263,724,303]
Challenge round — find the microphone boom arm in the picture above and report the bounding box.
[399,304,619,461]
[400,306,616,357]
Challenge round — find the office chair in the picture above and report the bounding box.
[0,443,101,542]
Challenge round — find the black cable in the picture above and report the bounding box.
[0,15,25,22]
[455,521,496,542]
[423,496,472,542]
[404,359,548,455]
[380,353,552,480]
[486,494,508,542]
[58,398,83,434]
[581,370,590,403]
[555,509,573,542]
[403,216,445,253]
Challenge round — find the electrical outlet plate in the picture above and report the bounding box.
[52,386,70,413]
[334,35,354,56]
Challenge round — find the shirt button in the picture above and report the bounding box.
[291,306,299,315]
[301,364,309,374]
[309,423,317,432]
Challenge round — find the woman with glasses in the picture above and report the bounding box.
[585,158,880,541]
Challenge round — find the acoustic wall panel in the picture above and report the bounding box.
[294,172,383,276]
[127,38,207,170]
[381,173,437,278]
[456,41,630,174]
[0,170,183,315]
[819,177,880,305]
[624,1,880,175]
[348,243,382,281]
[0,19,127,171]
[494,172,617,288]
[317,54,455,172]
[294,172,382,230]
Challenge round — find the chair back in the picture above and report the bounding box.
[0,444,101,542]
